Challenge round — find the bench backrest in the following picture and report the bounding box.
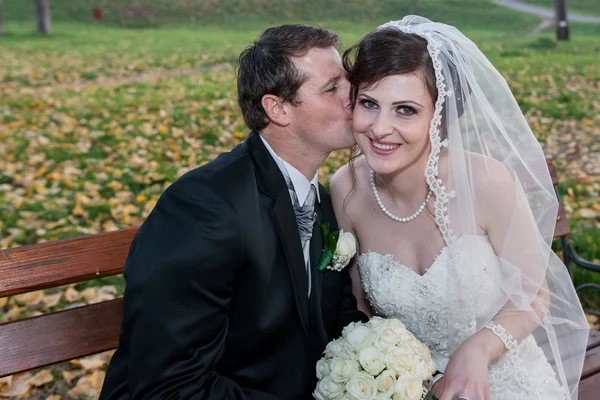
[0,228,136,377]
[0,160,569,377]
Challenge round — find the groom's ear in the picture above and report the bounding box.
[261,95,290,127]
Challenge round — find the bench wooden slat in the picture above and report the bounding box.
[582,343,600,380]
[0,298,123,378]
[555,200,571,238]
[579,371,600,400]
[546,159,571,238]
[546,158,560,187]
[587,329,600,351]
[0,228,136,298]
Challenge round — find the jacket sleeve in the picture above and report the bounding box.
[334,266,370,336]
[115,181,281,400]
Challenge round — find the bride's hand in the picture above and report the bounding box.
[436,337,494,400]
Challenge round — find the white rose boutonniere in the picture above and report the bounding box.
[317,222,357,272]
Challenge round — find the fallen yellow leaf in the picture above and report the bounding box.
[27,369,54,387]
[63,287,81,303]
[13,290,44,306]
[0,376,11,388]
[0,373,32,398]
[0,297,8,308]
[42,292,63,308]
[80,287,99,302]
[72,205,85,217]
[72,353,111,371]
[66,371,105,399]
[102,220,120,232]
[61,371,77,386]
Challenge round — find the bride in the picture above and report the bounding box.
[331,16,589,400]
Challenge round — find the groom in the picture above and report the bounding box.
[99,24,367,399]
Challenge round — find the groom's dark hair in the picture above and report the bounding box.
[237,24,340,132]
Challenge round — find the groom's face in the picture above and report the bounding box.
[287,47,355,152]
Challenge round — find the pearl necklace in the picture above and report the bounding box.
[370,170,432,223]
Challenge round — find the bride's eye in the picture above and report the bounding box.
[359,99,377,109]
[326,85,338,93]
[397,105,416,116]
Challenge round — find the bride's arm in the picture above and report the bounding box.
[468,157,551,362]
[330,164,374,317]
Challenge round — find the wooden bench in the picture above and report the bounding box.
[1,159,599,398]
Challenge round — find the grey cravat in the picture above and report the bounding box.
[283,173,317,296]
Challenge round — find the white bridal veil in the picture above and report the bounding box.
[378,16,589,399]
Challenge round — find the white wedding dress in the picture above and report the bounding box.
[358,234,566,400]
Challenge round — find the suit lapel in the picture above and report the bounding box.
[310,202,324,302]
[309,192,331,360]
[270,193,311,341]
[247,132,311,342]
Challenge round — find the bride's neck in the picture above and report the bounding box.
[375,154,430,204]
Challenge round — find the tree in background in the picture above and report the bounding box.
[555,0,569,40]
[0,0,4,36]
[34,0,51,34]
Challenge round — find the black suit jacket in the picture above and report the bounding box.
[100,132,367,400]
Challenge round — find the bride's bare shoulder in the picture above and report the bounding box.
[461,152,516,210]
[330,155,369,202]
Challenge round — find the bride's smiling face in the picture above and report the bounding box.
[352,72,435,176]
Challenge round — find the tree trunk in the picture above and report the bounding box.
[34,0,52,35]
[554,0,569,40]
[0,0,4,36]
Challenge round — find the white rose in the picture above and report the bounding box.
[367,316,387,329]
[374,326,399,352]
[345,372,378,400]
[346,325,374,351]
[330,357,360,383]
[428,358,437,377]
[335,230,356,257]
[385,347,415,376]
[316,358,331,380]
[375,370,396,397]
[325,339,347,358]
[314,376,344,400]
[392,376,423,400]
[342,322,357,338]
[385,319,407,333]
[358,346,386,376]
[412,354,436,381]
[405,342,435,381]
[375,395,392,400]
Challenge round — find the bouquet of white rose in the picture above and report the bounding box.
[313,317,436,400]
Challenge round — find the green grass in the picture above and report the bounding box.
[3,0,541,32]
[520,0,600,16]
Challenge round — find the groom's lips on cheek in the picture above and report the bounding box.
[369,138,401,155]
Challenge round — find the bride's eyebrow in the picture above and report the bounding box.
[357,93,378,102]
[359,93,422,108]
